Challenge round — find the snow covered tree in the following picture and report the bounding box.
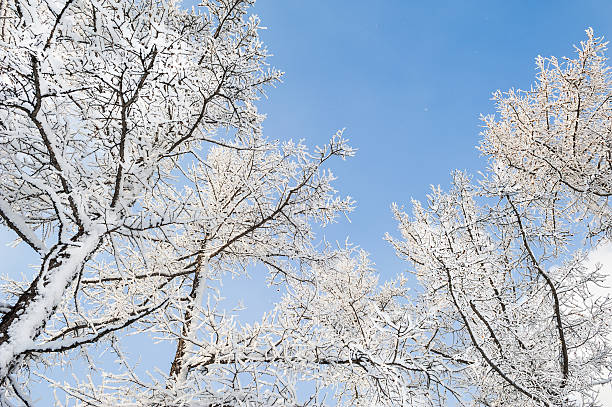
[0,0,276,397]
[2,0,611,405]
[0,0,441,405]
[0,0,352,401]
[388,29,612,406]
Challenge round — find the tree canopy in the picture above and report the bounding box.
[0,1,610,406]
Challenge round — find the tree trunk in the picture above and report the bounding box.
[169,255,205,381]
[0,230,102,381]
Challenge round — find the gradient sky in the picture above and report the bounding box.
[245,0,612,280]
[3,0,612,402]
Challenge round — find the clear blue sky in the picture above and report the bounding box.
[244,0,612,280]
[2,0,612,401]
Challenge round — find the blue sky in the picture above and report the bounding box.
[243,0,612,280]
